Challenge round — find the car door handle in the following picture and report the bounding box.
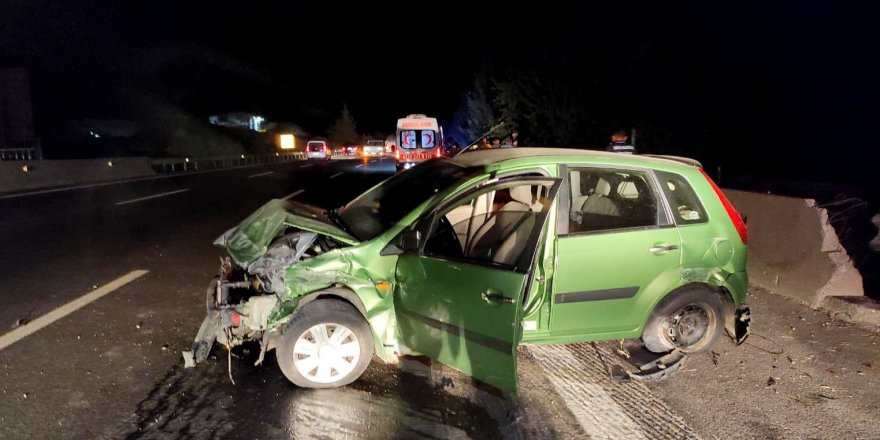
[649,244,679,254]
[481,291,514,304]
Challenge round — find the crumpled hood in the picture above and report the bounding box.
[214,199,358,266]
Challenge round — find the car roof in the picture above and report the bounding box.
[447,147,701,170]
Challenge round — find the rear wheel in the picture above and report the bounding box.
[641,285,725,354]
[276,299,373,388]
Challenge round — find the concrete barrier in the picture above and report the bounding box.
[724,189,864,307]
[0,157,156,194]
[0,152,306,195]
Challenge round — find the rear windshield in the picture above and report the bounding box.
[307,143,325,151]
[366,140,384,147]
[399,130,437,149]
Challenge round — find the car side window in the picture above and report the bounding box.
[568,168,659,233]
[423,182,551,269]
[655,171,708,224]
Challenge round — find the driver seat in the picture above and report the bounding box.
[468,186,542,266]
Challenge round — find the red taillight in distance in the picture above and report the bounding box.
[435,147,442,158]
[699,168,748,245]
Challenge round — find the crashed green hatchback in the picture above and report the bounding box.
[183,148,750,392]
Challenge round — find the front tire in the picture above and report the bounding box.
[276,299,373,388]
[642,285,725,354]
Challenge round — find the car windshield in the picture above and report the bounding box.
[337,159,476,241]
[307,143,324,151]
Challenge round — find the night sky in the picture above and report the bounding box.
[1,1,878,183]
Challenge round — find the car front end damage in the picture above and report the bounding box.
[181,197,366,370]
[183,230,329,368]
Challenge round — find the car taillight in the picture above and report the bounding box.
[699,168,748,245]
[435,147,442,158]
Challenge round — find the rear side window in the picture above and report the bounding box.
[655,171,708,225]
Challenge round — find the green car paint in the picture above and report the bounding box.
[191,148,749,393]
[217,198,358,266]
[394,254,528,392]
[544,227,685,340]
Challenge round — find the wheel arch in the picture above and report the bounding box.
[269,285,391,363]
[297,286,369,320]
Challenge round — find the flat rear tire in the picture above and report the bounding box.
[642,285,725,354]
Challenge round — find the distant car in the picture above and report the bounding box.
[344,145,360,156]
[306,141,331,160]
[184,148,750,391]
[362,140,386,157]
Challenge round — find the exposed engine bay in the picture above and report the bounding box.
[182,229,347,369]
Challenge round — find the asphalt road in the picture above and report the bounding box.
[1,157,879,440]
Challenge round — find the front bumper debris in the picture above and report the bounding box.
[734,306,751,345]
[183,282,222,368]
[182,313,219,368]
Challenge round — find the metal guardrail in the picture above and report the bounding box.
[149,152,305,173]
[0,148,36,161]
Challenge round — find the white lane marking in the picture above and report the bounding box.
[299,164,314,169]
[355,164,364,168]
[283,189,305,200]
[247,171,274,178]
[0,162,304,201]
[114,188,190,206]
[0,270,149,351]
[330,172,344,179]
[529,345,649,440]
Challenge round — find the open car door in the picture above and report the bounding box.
[393,177,561,392]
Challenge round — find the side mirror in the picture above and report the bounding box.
[380,230,420,256]
[401,230,421,252]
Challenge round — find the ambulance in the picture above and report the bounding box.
[395,114,442,171]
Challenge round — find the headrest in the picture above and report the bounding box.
[509,186,533,205]
[595,179,611,196]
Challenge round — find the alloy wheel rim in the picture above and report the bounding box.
[292,323,361,383]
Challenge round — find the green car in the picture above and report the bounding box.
[183,148,750,392]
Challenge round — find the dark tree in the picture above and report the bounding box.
[327,103,359,146]
[451,65,497,147]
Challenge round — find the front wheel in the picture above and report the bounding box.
[641,285,725,354]
[276,299,373,388]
